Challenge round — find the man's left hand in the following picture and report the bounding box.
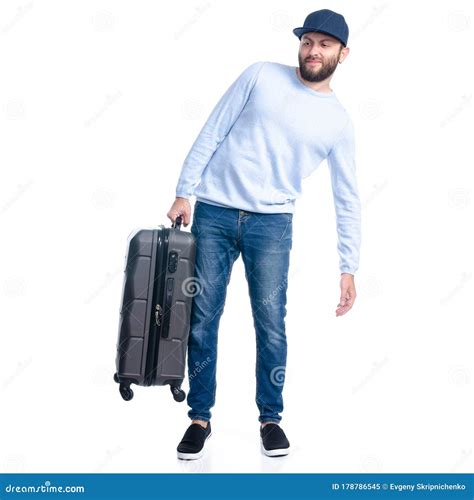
[336,273,357,317]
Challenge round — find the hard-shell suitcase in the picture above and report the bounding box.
[113,216,196,402]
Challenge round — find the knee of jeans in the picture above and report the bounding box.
[252,287,288,315]
[257,328,287,348]
[188,328,217,351]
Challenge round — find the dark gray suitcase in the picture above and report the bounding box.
[113,216,196,402]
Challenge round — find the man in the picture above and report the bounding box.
[167,9,361,460]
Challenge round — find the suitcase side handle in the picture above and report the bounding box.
[171,215,182,230]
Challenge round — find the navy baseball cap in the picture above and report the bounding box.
[293,9,349,47]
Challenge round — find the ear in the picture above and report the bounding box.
[339,45,350,63]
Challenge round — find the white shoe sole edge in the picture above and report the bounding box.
[177,432,212,460]
[260,439,290,457]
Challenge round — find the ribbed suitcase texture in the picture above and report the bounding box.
[113,217,196,402]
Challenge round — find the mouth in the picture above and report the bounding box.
[306,60,322,65]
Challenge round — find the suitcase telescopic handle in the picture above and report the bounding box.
[171,215,182,230]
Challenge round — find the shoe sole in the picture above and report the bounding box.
[177,432,212,460]
[260,439,290,457]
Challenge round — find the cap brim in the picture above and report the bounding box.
[292,27,309,39]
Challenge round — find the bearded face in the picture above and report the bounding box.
[298,33,344,83]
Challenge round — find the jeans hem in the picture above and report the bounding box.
[259,418,281,424]
[188,415,211,422]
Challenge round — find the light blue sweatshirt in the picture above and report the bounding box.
[175,61,361,275]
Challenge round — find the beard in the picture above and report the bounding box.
[298,50,341,83]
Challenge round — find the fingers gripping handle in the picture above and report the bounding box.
[171,215,182,230]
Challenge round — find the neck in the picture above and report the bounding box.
[296,67,332,93]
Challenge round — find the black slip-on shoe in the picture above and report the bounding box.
[177,422,212,460]
[260,423,290,457]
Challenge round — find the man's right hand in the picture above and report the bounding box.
[167,197,191,227]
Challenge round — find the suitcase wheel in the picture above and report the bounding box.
[119,383,134,401]
[113,372,120,383]
[170,385,186,402]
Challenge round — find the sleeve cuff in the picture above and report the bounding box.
[340,269,356,276]
[175,190,192,199]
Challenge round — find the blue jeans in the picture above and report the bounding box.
[186,201,293,424]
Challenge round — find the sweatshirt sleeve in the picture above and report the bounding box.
[327,118,362,275]
[175,61,266,199]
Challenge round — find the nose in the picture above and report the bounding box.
[308,47,322,59]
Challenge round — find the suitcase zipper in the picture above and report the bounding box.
[144,227,169,386]
[155,304,163,326]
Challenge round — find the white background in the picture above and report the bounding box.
[0,0,473,473]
